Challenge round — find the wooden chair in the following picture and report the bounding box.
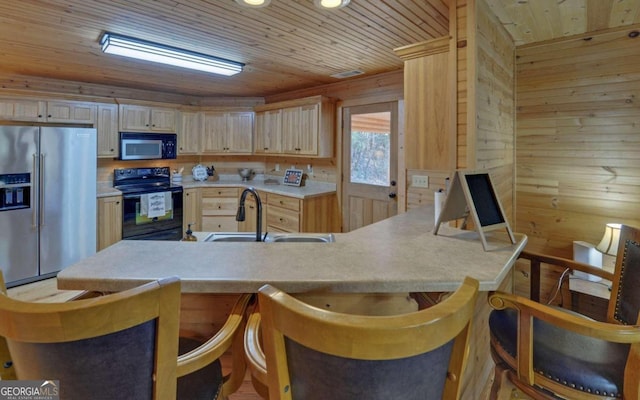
[0,273,252,400]
[488,224,640,399]
[245,276,479,400]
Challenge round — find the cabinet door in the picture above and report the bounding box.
[281,106,301,154]
[0,98,44,121]
[97,195,122,251]
[150,108,177,132]
[46,101,96,123]
[202,112,228,153]
[297,103,319,155]
[119,105,151,131]
[178,112,201,155]
[254,109,282,154]
[183,188,200,233]
[227,112,253,153]
[97,103,119,158]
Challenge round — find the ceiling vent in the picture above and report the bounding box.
[330,70,364,79]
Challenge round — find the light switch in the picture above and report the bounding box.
[412,175,429,188]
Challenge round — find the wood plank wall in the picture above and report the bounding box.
[474,0,515,223]
[456,0,469,170]
[515,25,640,257]
[406,0,515,224]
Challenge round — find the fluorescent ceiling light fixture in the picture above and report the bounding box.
[100,32,244,76]
[314,0,350,9]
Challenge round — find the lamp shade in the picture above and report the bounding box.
[596,223,622,256]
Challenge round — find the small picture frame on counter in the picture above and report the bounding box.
[283,168,304,186]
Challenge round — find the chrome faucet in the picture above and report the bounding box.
[236,187,263,242]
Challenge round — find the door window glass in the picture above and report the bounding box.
[350,112,391,186]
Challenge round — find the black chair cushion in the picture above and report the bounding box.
[616,239,640,325]
[284,337,454,400]
[8,325,223,400]
[9,320,156,400]
[490,308,630,398]
[177,337,223,400]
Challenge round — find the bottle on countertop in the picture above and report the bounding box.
[183,223,197,241]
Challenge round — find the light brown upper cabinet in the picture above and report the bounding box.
[119,104,177,133]
[202,111,253,154]
[45,101,96,124]
[254,109,282,154]
[394,37,454,170]
[178,111,202,155]
[0,98,44,121]
[0,98,96,124]
[254,95,335,158]
[96,103,119,158]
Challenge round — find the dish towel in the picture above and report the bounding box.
[141,192,172,218]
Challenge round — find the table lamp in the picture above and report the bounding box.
[596,223,622,257]
[573,223,621,281]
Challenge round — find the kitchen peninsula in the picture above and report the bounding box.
[59,205,525,294]
[58,204,525,399]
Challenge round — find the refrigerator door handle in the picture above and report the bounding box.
[40,153,45,227]
[32,153,37,229]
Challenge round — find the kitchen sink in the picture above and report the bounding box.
[203,233,263,242]
[267,233,335,243]
[203,232,335,243]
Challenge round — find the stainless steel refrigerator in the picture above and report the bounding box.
[0,126,97,287]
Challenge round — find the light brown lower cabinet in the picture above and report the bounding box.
[183,188,200,234]
[200,187,239,232]
[185,187,338,235]
[97,195,122,251]
[266,192,338,233]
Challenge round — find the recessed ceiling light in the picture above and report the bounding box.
[331,70,364,79]
[235,0,271,8]
[314,0,350,9]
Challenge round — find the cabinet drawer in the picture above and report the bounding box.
[267,206,300,232]
[202,216,238,232]
[202,197,238,216]
[268,193,300,212]
[202,188,239,197]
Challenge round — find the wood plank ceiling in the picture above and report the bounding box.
[0,0,638,98]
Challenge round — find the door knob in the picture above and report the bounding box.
[388,192,397,199]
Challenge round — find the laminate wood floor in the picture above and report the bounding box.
[8,278,530,400]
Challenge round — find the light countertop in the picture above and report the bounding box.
[58,205,527,294]
[97,175,336,199]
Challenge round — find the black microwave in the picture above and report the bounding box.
[119,132,177,160]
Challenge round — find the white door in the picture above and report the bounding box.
[342,102,398,232]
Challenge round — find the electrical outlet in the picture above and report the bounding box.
[412,175,429,188]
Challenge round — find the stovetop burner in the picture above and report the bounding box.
[113,167,182,194]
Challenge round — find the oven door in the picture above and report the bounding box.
[122,189,183,240]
